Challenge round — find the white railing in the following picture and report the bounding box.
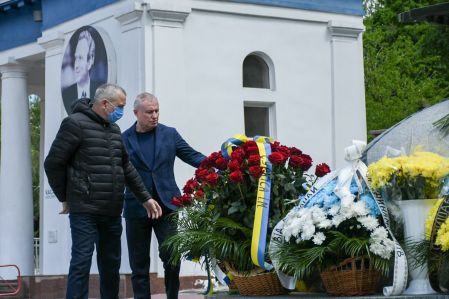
[33,238,40,275]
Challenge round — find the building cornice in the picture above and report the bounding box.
[114,1,143,32]
[328,20,364,39]
[37,31,65,58]
[0,58,27,79]
[147,0,191,27]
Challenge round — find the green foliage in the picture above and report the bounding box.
[364,0,449,140]
[406,231,449,289]
[29,96,41,237]
[271,228,390,280]
[166,142,319,272]
[163,202,254,272]
[433,114,449,136]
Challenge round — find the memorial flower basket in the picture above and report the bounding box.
[163,135,330,295]
[368,151,449,294]
[270,175,394,296]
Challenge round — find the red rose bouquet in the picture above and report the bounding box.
[164,135,330,272]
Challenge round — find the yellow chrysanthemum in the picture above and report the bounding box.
[368,152,449,199]
[367,157,399,189]
[436,218,449,252]
[425,198,443,240]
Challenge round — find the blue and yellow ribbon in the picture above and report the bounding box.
[251,141,273,269]
[221,134,272,160]
[203,258,214,297]
[221,134,274,270]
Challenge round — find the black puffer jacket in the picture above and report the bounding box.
[44,99,150,216]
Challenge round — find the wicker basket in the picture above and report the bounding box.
[217,262,239,294]
[224,262,289,296]
[320,256,381,296]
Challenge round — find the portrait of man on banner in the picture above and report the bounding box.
[61,26,108,114]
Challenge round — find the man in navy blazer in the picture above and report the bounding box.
[122,92,205,299]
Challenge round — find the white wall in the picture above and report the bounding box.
[157,0,365,189]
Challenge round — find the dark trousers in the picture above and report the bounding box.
[66,213,122,299]
[126,213,180,299]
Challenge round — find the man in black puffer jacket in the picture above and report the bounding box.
[44,83,162,299]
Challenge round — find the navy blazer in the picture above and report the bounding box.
[122,123,205,218]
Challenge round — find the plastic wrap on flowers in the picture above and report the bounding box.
[270,140,408,296]
[162,134,331,295]
[368,151,449,233]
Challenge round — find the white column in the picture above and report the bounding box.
[0,60,34,277]
[114,1,144,127]
[114,2,146,274]
[328,20,365,169]
[37,32,69,275]
[148,0,190,102]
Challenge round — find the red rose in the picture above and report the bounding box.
[183,178,199,194]
[180,194,192,205]
[268,152,286,165]
[199,158,212,169]
[289,154,312,170]
[231,148,245,162]
[194,189,204,200]
[195,168,209,182]
[208,151,221,162]
[214,157,228,170]
[270,141,280,151]
[245,140,257,147]
[229,170,244,183]
[290,147,302,156]
[183,184,194,194]
[300,154,313,171]
[277,145,290,158]
[171,197,182,207]
[246,146,259,155]
[288,155,302,168]
[247,154,260,166]
[205,172,219,185]
[315,163,331,177]
[249,166,263,178]
[228,159,241,172]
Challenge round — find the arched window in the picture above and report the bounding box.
[242,54,270,89]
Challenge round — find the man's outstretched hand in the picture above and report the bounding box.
[59,202,69,214]
[143,198,162,219]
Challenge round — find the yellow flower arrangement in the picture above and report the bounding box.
[424,199,449,252]
[425,199,444,240]
[368,152,449,200]
[436,218,449,252]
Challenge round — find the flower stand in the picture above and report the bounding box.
[396,199,438,294]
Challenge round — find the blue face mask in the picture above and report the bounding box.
[107,102,124,123]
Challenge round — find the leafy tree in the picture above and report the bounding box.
[364,0,449,140]
[29,96,40,237]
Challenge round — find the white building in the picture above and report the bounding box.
[0,0,365,292]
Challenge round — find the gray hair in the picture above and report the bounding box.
[134,92,158,109]
[93,83,126,103]
[78,30,95,63]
